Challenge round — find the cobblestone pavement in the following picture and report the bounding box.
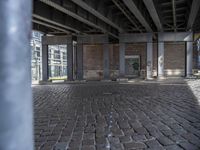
[33,80,200,150]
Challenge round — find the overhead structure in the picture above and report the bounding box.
[143,0,163,31]
[32,0,200,36]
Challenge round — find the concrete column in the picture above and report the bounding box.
[158,42,165,78]
[103,43,110,79]
[42,44,49,81]
[67,42,73,81]
[146,42,153,79]
[77,43,83,80]
[186,41,193,77]
[119,43,125,77]
[0,0,33,149]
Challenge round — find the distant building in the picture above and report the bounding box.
[31,31,67,81]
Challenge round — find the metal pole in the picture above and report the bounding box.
[0,1,33,150]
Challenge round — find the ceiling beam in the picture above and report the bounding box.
[32,19,70,34]
[143,0,163,31]
[39,0,118,39]
[33,14,80,33]
[172,0,177,32]
[122,0,153,32]
[112,0,142,33]
[187,0,200,30]
[70,0,124,32]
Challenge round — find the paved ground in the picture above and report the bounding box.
[33,79,200,150]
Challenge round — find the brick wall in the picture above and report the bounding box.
[83,44,103,80]
[82,42,196,80]
[164,42,185,76]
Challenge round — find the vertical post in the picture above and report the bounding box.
[158,42,165,78]
[42,43,49,81]
[67,41,73,81]
[119,43,125,77]
[186,41,193,77]
[77,43,83,80]
[0,0,33,150]
[146,34,153,79]
[103,43,110,79]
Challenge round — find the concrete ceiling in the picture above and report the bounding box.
[33,0,200,39]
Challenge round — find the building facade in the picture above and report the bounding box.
[31,31,67,81]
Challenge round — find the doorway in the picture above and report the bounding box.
[125,55,140,78]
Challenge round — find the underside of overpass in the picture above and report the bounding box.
[1,0,200,150]
[32,0,200,82]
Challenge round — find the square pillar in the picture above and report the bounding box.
[146,42,153,79]
[42,44,49,81]
[67,42,73,81]
[103,43,110,79]
[77,43,83,80]
[146,34,153,79]
[158,42,164,78]
[186,41,193,77]
[119,43,125,77]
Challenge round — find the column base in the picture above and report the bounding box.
[157,76,166,80]
[117,78,128,82]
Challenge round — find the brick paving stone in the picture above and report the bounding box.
[157,135,174,146]
[145,139,165,150]
[164,145,183,150]
[179,141,199,150]
[33,80,200,149]
[123,141,147,149]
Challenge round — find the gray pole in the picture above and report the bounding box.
[103,43,110,80]
[67,42,74,81]
[186,41,193,77]
[77,43,83,80]
[158,42,165,78]
[119,43,125,77]
[0,1,33,150]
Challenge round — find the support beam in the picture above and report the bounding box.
[103,44,110,79]
[158,42,165,78]
[146,34,153,79]
[42,44,49,81]
[119,43,125,77]
[33,14,80,33]
[77,43,83,80]
[122,0,153,32]
[186,42,193,77]
[187,0,200,30]
[39,0,118,39]
[172,0,177,31]
[70,0,124,32]
[0,0,33,150]
[67,42,73,81]
[112,0,142,33]
[143,0,163,31]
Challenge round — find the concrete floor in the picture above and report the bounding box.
[33,79,200,150]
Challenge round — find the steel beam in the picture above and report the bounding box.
[172,0,177,31]
[32,19,70,34]
[70,0,124,32]
[112,0,142,33]
[122,0,153,32]
[33,14,80,33]
[187,0,200,30]
[119,33,152,43]
[77,34,109,44]
[0,0,33,150]
[158,32,193,42]
[143,0,163,31]
[39,0,118,39]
